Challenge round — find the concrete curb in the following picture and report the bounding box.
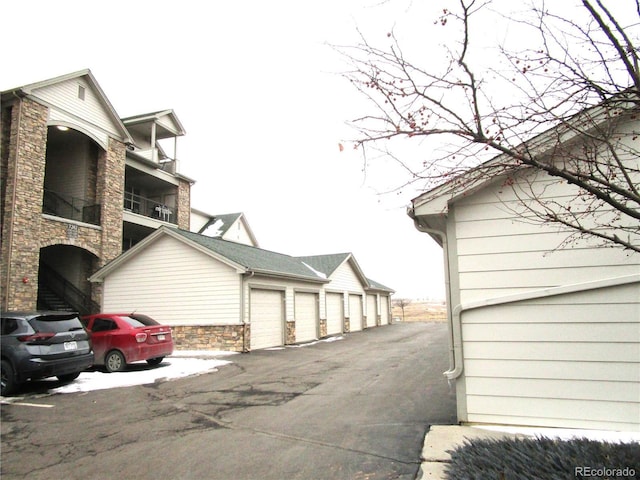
[416,425,524,480]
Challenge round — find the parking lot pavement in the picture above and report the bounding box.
[1,322,457,480]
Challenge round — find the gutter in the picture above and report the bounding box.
[409,210,464,380]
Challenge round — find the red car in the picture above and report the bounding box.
[81,313,173,372]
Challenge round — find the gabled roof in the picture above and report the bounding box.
[2,69,133,145]
[296,253,371,288]
[122,109,186,139]
[366,278,395,293]
[90,227,327,284]
[197,212,259,247]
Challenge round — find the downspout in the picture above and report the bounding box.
[411,215,464,381]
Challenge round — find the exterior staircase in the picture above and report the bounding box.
[37,263,100,315]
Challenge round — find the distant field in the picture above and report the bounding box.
[391,301,447,322]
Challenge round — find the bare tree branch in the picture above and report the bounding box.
[337,0,640,252]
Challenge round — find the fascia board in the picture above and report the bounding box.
[249,269,329,284]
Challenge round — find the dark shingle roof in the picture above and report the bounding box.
[296,253,351,277]
[174,229,326,282]
[366,278,395,293]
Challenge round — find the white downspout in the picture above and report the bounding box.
[412,217,464,380]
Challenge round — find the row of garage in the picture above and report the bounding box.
[250,289,391,350]
[90,227,394,352]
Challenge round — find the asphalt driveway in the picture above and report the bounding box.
[1,322,456,480]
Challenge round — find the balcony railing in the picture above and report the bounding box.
[124,192,177,225]
[43,190,101,226]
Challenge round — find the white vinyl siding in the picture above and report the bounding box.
[452,170,639,304]
[460,280,640,431]
[366,295,377,328]
[250,288,284,350]
[348,295,363,332]
[326,292,343,335]
[294,292,318,342]
[102,236,241,326]
[329,261,365,292]
[222,219,254,246]
[36,78,123,148]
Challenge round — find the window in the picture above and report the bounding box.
[78,85,86,100]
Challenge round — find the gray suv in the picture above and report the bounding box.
[1,311,94,395]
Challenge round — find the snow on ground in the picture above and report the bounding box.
[1,338,343,401]
[0,351,237,402]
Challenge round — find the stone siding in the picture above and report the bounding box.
[344,318,351,333]
[0,94,128,311]
[319,319,327,338]
[172,325,247,352]
[1,98,48,310]
[177,178,191,230]
[285,321,296,344]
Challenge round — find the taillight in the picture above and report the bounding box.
[135,333,148,343]
[17,332,55,342]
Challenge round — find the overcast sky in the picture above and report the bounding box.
[1,0,481,299]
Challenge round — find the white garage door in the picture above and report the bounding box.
[250,289,284,350]
[366,295,377,328]
[295,292,318,343]
[380,296,390,325]
[326,293,343,335]
[348,294,363,332]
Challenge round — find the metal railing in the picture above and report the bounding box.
[43,190,101,226]
[39,263,101,316]
[124,191,177,224]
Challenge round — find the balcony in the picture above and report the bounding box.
[124,191,177,225]
[43,190,101,226]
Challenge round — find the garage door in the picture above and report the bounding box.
[380,296,390,325]
[250,289,284,350]
[348,294,363,332]
[366,295,377,328]
[326,293,343,335]
[295,292,318,343]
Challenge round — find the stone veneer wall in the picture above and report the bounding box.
[1,98,48,310]
[319,319,327,338]
[285,321,296,344]
[0,95,127,311]
[171,325,247,352]
[344,318,351,333]
[177,178,191,230]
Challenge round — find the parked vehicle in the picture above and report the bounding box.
[81,313,173,372]
[1,311,94,396]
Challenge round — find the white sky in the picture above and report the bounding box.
[2,0,451,299]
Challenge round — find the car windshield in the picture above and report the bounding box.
[127,314,160,326]
[29,314,85,333]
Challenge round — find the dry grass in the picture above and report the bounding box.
[392,300,447,322]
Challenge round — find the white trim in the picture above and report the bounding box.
[461,274,640,312]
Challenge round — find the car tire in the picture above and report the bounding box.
[1,359,17,396]
[105,350,126,373]
[57,372,81,383]
[146,357,164,366]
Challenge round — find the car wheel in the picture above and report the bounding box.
[146,357,164,366]
[1,359,17,396]
[105,350,126,373]
[57,372,81,383]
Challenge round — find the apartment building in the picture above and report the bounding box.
[1,70,193,314]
